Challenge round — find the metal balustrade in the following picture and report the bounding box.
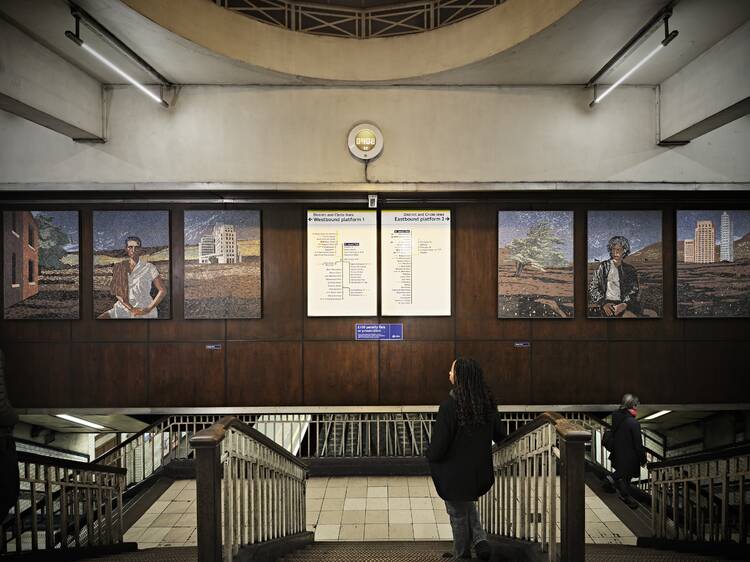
[650,444,750,545]
[478,413,590,562]
[191,416,308,562]
[215,0,506,39]
[0,452,126,555]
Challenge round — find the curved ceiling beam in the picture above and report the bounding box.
[121,0,582,82]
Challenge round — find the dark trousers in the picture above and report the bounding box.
[444,500,488,558]
[612,469,634,500]
[0,436,19,524]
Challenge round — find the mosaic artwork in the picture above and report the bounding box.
[676,210,750,317]
[184,210,261,319]
[93,211,170,319]
[497,211,574,318]
[587,210,663,318]
[3,211,80,319]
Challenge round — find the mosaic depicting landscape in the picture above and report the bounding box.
[92,211,170,319]
[587,210,663,318]
[676,210,750,318]
[184,210,261,319]
[498,211,574,318]
[3,211,80,319]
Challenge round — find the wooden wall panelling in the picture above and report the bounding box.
[530,341,609,405]
[71,208,148,342]
[149,205,225,341]
[70,343,147,407]
[531,206,607,341]
[148,343,226,406]
[227,206,303,341]
[378,341,454,405]
[0,321,71,343]
[607,341,686,404]
[303,341,378,405]
[3,343,71,407]
[455,205,531,340]
[682,341,746,403]
[456,341,532,405]
[226,341,302,405]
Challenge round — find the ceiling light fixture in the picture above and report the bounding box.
[588,3,679,108]
[641,410,672,421]
[56,413,107,430]
[65,3,172,107]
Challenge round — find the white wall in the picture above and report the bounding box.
[1,85,749,185]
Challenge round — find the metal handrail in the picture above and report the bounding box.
[1,452,126,555]
[479,412,590,562]
[650,446,750,544]
[191,416,308,562]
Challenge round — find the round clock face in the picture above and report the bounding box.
[348,123,384,160]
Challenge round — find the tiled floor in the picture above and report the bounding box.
[123,476,636,549]
[123,480,198,549]
[306,476,637,545]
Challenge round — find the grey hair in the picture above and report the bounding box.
[620,393,640,409]
[607,236,631,258]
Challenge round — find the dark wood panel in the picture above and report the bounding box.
[149,343,226,406]
[382,317,454,341]
[227,207,303,340]
[379,341,454,405]
[70,343,147,407]
[456,341,531,405]
[0,321,71,342]
[303,341,378,405]
[455,205,531,340]
[2,343,70,407]
[683,319,750,340]
[682,341,746,403]
[531,341,609,404]
[226,341,302,405]
[607,342,685,404]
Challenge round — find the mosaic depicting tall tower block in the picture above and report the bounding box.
[694,220,715,263]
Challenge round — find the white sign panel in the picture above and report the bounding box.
[381,210,451,316]
[307,210,377,317]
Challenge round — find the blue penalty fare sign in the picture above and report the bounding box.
[355,323,404,341]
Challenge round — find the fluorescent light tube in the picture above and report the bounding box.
[66,31,167,107]
[642,410,671,421]
[56,414,107,430]
[591,43,663,106]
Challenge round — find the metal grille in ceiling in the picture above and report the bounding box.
[214,0,506,39]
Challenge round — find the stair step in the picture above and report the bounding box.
[281,541,453,561]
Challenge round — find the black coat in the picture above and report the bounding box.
[426,393,505,501]
[609,409,647,478]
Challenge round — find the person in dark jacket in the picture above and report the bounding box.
[0,349,20,524]
[607,394,647,509]
[426,358,505,560]
[588,235,641,317]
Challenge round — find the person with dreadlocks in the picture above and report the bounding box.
[588,235,641,317]
[426,358,504,560]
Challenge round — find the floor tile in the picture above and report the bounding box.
[327,478,348,488]
[321,498,345,511]
[365,510,388,524]
[367,487,388,498]
[346,487,367,498]
[364,524,388,539]
[306,498,323,512]
[389,510,412,524]
[314,524,340,541]
[339,524,364,541]
[308,487,325,499]
[138,527,170,543]
[318,510,343,524]
[389,486,410,498]
[389,523,414,539]
[342,510,365,524]
[434,509,450,523]
[388,497,411,510]
[174,512,196,527]
[413,523,439,539]
[410,497,433,510]
[437,523,453,540]
[412,509,436,523]
[325,487,346,499]
[366,498,388,510]
[344,498,366,511]
[408,486,430,497]
[163,527,193,543]
[151,513,181,528]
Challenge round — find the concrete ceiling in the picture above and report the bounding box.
[0,0,748,85]
[20,413,149,433]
